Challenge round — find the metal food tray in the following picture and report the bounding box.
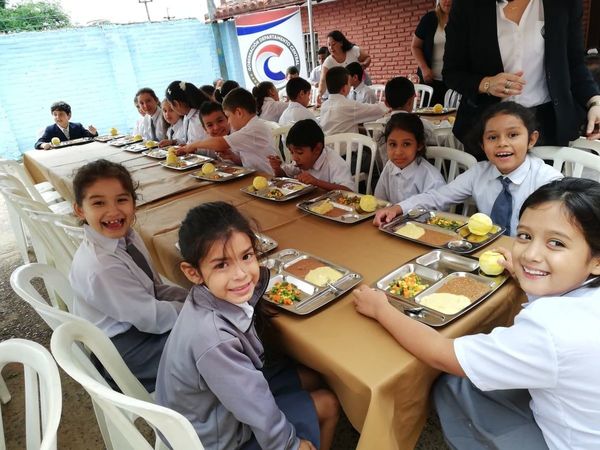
[189,164,255,182]
[123,143,154,153]
[159,154,213,171]
[94,134,126,142]
[414,107,457,116]
[262,249,362,315]
[51,137,94,148]
[374,250,508,327]
[176,232,277,254]
[109,136,143,147]
[142,148,168,159]
[240,177,316,202]
[297,191,390,224]
[379,210,504,254]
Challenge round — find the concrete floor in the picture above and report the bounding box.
[0,194,448,449]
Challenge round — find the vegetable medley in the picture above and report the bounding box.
[267,281,302,305]
[388,273,429,298]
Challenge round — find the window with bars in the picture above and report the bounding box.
[303,32,319,72]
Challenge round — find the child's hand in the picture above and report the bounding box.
[298,440,316,450]
[296,171,318,186]
[373,205,402,227]
[353,285,390,320]
[158,139,173,148]
[88,125,97,135]
[176,145,194,156]
[41,143,52,150]
[268,155,282,170]
[494,246,515,278]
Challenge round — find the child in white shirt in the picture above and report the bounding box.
[253,81,288,122]
[164,80,210,144]
[135,87,167,141]
[158,99,184,148]
[347,62,377,104]
[279,77,317,125]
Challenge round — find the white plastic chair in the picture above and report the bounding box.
[310,86,319,105]
[0,159,60,203]
[0,174,32,263]
[363,122,387,171]
[414,83,434,109]
[325,133,377,194]
[531,146,600,181]
[51,321,204,450]
[426,146,478,213]
[0,339,62,450]
[272,124,292,162]
[370,84,385,103]
[443,89,462,109]
[569,137,600,156]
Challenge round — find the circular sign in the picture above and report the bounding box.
[246,33,301,88]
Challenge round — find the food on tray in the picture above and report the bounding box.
[437,276,491,301]
[479,250,506,276]
[310,199,334,215]
[395,223,426,239]
[110,127,119,136]
[447,116,455,124]
[281,182,303,191]
[133,134,143,141]
[433,103,444,113]
[286,257,328,279]
[267,281,302,305]
[165,149,179,166]
[359,195,378,213]
[426,215,464,231]
[145,149,166,158]
[201,162,216,175]
[51,137,60,145]
[396,223,455,246]
[266,189,284,199]
[419,293,471,314]
[145,140,158,148]
[388,273,429,298]
[468,213,493,236]
[253,176,269,190]
[305,266,343,287]
[334,193,361,208]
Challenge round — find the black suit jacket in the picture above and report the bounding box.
[34,122,97,149]
[443,0,599,146]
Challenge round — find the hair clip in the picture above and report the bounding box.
[167,88,171,95]
[179,81,186,91]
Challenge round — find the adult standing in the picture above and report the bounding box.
[411,0,453,106]
[443,0,600,159]
[317,30,371,103]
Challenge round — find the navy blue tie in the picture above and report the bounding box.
[126,241,154,282]
[490,177,513,235]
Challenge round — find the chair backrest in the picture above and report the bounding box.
[443,89,462,109]
[0,159,46,204]
[0,339,62,450]
[310,86,319,105]
[0,174,32,263]
[363,122,387,171]
[54,218,84,244]
[414,83,434,109]
[370,84,386,103]
[51,322,203,450]
[24,208,80,259]
[272,124,292,162]
[325,133,377,194]
[569,137,600,156]
[531,146,600,180]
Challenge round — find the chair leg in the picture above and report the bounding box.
[0,374,11,404]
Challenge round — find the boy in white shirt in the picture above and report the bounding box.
[279,78,317,125]
[309,47,329,88]
[319,66,387,135]
[178,88,277,174]
[347,62,377,104]
[198,101,241,165]
[268,119,355,191]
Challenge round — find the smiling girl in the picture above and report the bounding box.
[69,160,187,390]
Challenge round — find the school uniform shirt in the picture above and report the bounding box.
[133,117,144,136]
[350,82,377,104]
[165,118,185,143]
[374,157,446,204]
[69,225,186,338]
[308,64,322,86]
[319,93,387,135]
[398,155,563,236]
[259,97,289,123]
[156,267,301,450]
[224,116,277,175]
[182,108,207,144]
[454,285,600,450]
[140,108,167,141]
[278,102,317,125]
[281,148,356,191]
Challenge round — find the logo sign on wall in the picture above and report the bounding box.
[235,7,307,89]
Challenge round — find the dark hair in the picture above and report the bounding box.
[382,113,426,157]
[50,101,71,115]
[214,80,240,103]
[213,77,223,87]
[286,77,311,101]
[199,101,225,127]
[317,46,329,56]
[327,30,354,52]
[73,159,137,207]
[135,87,159,103]
[469,101,538,149]
[286,119,324,149]
[326,66,350,94]
[286,66,299,76]
[222,87,257,114]
[519,177,600,285]
[346,62,364,81]
[165,81,210,109]
[133,96,139,106]
[200,84,216,98]
[252,82,276,115]
[385,77,415,109]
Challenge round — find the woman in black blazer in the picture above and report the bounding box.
[443,0,600,159]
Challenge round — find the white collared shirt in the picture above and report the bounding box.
[281,147,356,191]
[166,118,185,143]
[375,157,446,204]
[182,108,206,144]
[224,116,277,175]
[140,108,167,141]
[58,124,70,139]
[398,155,563,236]
[309,65,322,85]
[320,93,387,135]
[69,226,186,337]
[496,0,550,107]
[259,97,289,123]
[455,285,600,450]
[278,102,317,125]
[234,301,255,320]
[351,82,377,104]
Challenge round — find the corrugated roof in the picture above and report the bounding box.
[209,0,305,21]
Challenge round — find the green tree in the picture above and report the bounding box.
[0,2,71,33]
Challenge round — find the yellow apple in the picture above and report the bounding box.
[359,195,378,212]
[110,127,118,136]
[479,250,506,276]
[252,176,268,190]
[201,163,216,175]
[468,213,493,236]
[51,137,60,146]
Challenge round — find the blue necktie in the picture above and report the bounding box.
[490,177,513,235]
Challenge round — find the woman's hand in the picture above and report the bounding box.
[373,205,402,226]
[585,100,600,140]
[480,71,526,98]
[353,285,390,320]
[421,67,434,84]
[298,439,316,450]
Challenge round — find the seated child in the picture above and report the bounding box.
[135,87,167,141]
[198,101,241,164]
[279,77,317,125]
[268,119,355,191]
[355,177,600,450]
[200,84,216,101]
[69,160,187,391]
[253,81,288,123]
[286,65,300,80]
[309,47,329,88]
[374,113,445,204]
[133,95,145,135]
[347,62,377,104]
[319,66,387,135]
[178,88,278,174]
[158,99,184,148]
[164,80,210,144]
[35,101,97,149]
[373,102,563,236]
[214,80,240,103]
[156,202,339,450]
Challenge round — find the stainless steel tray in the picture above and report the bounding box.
[51,137,94,148]
[123,142,154,153]
[262,248,362,315]
[142,148,168,159]
[379,210,505,254]
[95,134,126,142]
[175,232,277,254]
[374,250,508,327]
[159,154,213,171]
[297,191,390,224]
[189,164,255,182]
[109,136,143,147]
[414,106,457,116]
[241,177,316,202]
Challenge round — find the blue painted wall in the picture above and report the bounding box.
[0,19,243,159]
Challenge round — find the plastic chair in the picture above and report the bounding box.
[325,133,377,194]
[425,146,478,214]
[414,83,434,109]
[370,84,385,103]
[363,122,387,171]
[0,339,62,450]
[0,174,32,262]
[443,89,462,109]
[51,321,204,450]
[0,159,60,203]
[272,124,292,162]
[569,137,600,156]
[310,86,319,105]
[531,146,600,180]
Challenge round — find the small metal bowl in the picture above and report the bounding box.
[447,240,473,251]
